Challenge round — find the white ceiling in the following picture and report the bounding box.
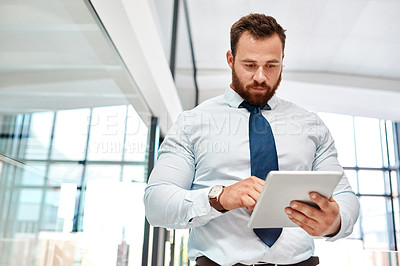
[185,0,400,78]
[152,0,400,121]
[1,0,400,124]
[0,0,150,117]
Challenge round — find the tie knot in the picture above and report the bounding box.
[240,101,270,113]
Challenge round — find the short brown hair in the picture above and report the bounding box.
[230,13,286,57]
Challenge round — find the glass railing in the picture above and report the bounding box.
[0,153,146,266]
[0,0,152,263]
[0,153,48,265]
[314,238,400,266]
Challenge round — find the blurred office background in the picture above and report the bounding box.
[0,0,400,265]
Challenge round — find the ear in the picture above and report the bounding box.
[226,50,234,69]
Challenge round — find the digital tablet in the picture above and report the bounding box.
[247,171,343,228]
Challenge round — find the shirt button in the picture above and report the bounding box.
[202,207,206,213]
[211,214,215,218]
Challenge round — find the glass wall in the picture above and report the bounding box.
[0,0,153,265]
[0,105,149,265]
[317,113,400,265]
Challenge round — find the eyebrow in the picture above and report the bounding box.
[240,59,281,64]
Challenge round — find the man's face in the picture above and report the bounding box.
[227,32,284,106]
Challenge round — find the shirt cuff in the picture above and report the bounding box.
[324,192,359,241]
[186,187,225,227]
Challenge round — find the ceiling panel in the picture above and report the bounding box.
[0,0,150,117]
[166,0,400,119]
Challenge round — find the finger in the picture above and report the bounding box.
[250,176,265,185]
[247,188,261,203]
[285,207,319,229]
[287,215,317,236]
[249,176,265,193]
[242,195,257,210]
[309,192,330,210]
[286,208,316,233]
[254,182,264,193]
[290,201,322,220]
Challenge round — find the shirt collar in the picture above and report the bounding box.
[224,86,278,110]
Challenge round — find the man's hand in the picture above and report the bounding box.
[285,192,341,237]
[219,176,264,211]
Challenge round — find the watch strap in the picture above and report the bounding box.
[209,187,228,213]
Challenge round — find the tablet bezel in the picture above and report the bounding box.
[247,170,343,229]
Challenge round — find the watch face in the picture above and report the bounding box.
[209,185,223,199]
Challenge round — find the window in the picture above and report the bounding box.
[0,105,150,265]
[319,112,400,251]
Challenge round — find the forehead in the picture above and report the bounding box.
[235,32,283,60]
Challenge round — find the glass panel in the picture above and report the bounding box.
[394,197,400,250]
[381,120,389,168]
[384,171,391,196]
[87,106,127,161]
[393,170,399,198]
[47,163,83,186]
[0,115,13,156]
[344,169,358,194]
[360,196,390,250]
[348,218,362,239]
[51,109,90,161]
[358,170,385,195]
[354,117,384,168]
[318,113,356,167]
[173,229,190,266]
[122,165,146,182]
[17,188,43,231]
[124,105,148,162]
[11,114,24,158]
[21,163,46,186]
[0,0,152,263]
[314,238,400,266]
[57,183,77,232]
[41,187,61,231]
[24,112,54,160]
[83,182,146,265]
[0,114,25,158]
[85,164,121,182]
[386,121,396,167]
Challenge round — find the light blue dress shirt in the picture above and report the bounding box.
[144,87,359,265]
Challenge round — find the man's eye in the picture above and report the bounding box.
[267,64,277,68]
[245,64,255,68]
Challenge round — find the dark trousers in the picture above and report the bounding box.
[195,255,319,266]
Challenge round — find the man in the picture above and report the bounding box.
[144,13,359,266]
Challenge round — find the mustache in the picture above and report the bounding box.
[246,82,271,90]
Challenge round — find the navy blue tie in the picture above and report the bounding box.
[240,101,282,247]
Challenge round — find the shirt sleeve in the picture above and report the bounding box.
[143,113,223,229]
[311,115,360,241]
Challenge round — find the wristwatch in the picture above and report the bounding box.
[208,185,228,213]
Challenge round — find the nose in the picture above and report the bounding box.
[253,66,267,83]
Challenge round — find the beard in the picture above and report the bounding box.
[231,66,282,106]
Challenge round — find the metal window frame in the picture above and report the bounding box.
[170,0,199,107]
[348,119,400,251]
